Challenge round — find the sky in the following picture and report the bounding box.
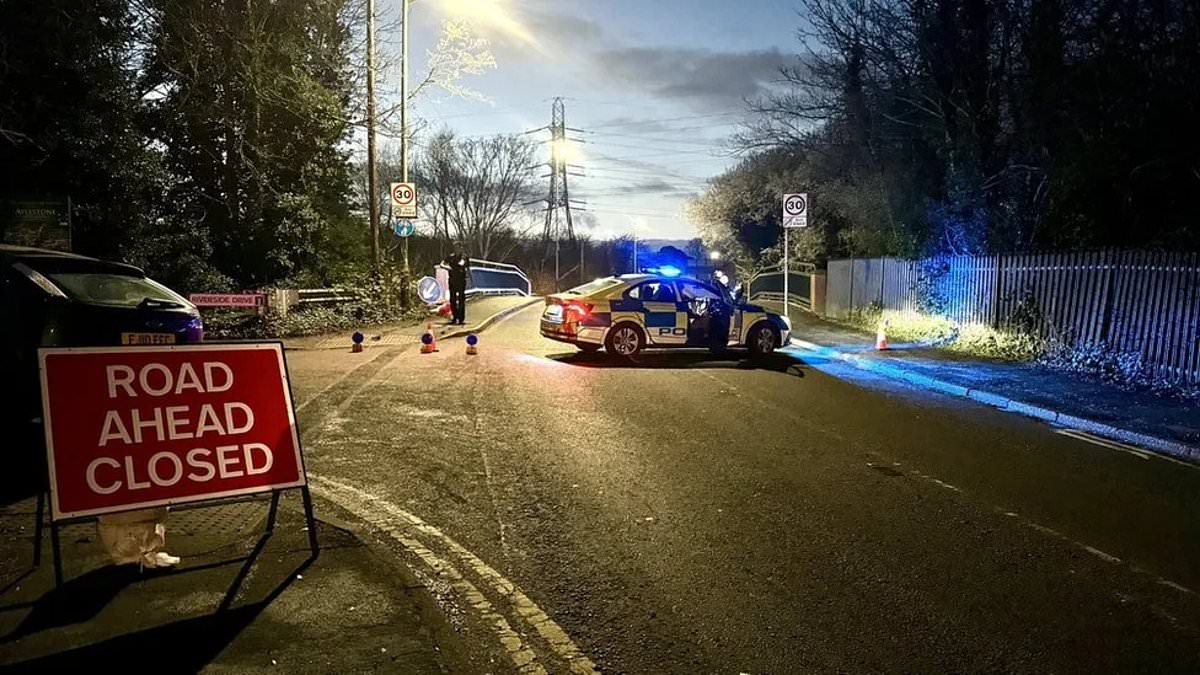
[373,0,803,241]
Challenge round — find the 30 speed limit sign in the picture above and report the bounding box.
[782,193,808,228]
[389,182,417,219]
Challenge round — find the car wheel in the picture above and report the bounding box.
[747,322,778,358]
[578,343,601,353]
[605,323,644,358]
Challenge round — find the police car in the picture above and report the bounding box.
[539,267,791,358]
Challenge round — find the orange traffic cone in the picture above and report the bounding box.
[465,334,478,355]
[420,323,438,354]
[875,319,890,351]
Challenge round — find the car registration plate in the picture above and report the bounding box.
[121,332,176,345]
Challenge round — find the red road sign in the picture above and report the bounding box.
[38,343,306,520]
[188,293,265,308]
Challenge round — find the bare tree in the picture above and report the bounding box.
[341,2,496,139]
[415,131,538,259]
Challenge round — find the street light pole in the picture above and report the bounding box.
[366,0,380,274]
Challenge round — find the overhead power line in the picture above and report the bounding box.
[583,109,746,130]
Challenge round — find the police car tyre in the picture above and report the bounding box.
[605,322,645,358]
[748,322,779,357]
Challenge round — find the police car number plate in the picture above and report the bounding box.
[121,332,176,345]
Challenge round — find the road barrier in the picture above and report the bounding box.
[748,263,823,313]
[465,258,532,297]
[297,288,360,305]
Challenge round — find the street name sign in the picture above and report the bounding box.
[188,293,265,308]
[39,343,307,520]
[390,182,417,219]
[782,193,808,229]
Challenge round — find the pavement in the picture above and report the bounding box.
[770,307,1200,460]
[0,492,473,673]
[286,295,540,350]
[280,302,1200,673]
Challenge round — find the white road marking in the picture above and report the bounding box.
[877,459,1198,602]
[1056,429,1153,460]
[1082,545,1123,565]
[309,474,599,675]
[1158,579,1197,597]
[1055,429,1198,469]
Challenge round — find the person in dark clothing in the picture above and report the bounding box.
[443,250,470,325]
[708,301,731,353]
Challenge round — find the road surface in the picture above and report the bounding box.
[285,305,1200,673]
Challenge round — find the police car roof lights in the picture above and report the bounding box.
[645,265,683,278]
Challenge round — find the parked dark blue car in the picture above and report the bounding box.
[1,245,203,473]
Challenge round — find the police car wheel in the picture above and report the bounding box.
[748,323,778,357]
[605,324,644,357]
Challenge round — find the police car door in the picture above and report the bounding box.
[678,280,729,346]
[636,280,686,345]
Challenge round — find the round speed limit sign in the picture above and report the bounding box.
[784,194,806,217]
[390,183,414,205]
[782,192,808,228]
[390,182,417,218]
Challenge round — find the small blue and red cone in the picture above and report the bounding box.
[352,330,365,353]
[466,334,478,355]
[420,322,438,353]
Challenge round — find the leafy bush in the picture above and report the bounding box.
[846,305,958,345]
[843,305,1043,361]
[202,270,423,339]
[946,324,1046,361]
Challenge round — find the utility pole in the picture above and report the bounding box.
[366,0,380,274]
[399,0,411,307]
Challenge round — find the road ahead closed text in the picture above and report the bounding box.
[39,344,306,519]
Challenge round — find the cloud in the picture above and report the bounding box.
[578,177,699,199]
[591,47,789,109]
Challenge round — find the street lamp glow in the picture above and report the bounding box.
[552,138,578,164]
[442,0,537,49]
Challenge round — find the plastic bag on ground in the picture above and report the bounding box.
[97,507,180,569]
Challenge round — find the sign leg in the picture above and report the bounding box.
[50,520,64,587]
[301,486,320,554]
[33,492,46,567]
[266,490,281,533]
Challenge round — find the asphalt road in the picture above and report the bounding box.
[286,304,1200,673]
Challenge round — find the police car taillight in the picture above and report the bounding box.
[564,301,592,320]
